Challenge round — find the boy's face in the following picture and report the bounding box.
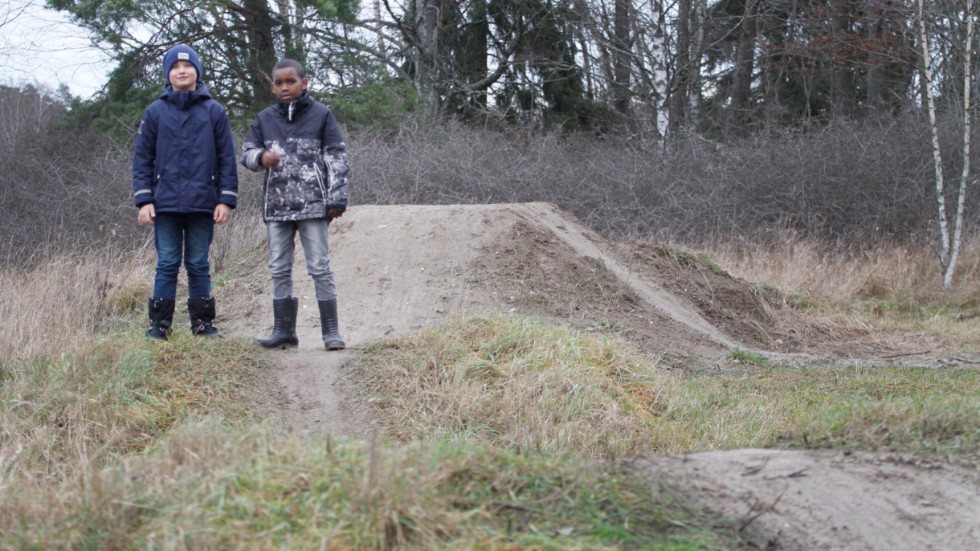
[271,67,307,103]
[169,60,197,91]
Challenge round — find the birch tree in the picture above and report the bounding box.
[918,0,975,287]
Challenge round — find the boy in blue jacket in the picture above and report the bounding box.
[133,44,239,340]
[240,58,350,351]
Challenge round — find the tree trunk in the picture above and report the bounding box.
[375,0,386,67]
[463,0,489,109]
[946,0,975,287]
[243,0,277,110]
[414,0,442,112]
[650,0,669,136]
[669,0,691,135]
[686,0,705,132]
[612,0,631,117]
[918,0,952,284]
[730,0,757,132]
[864,0,885,110]
[830,2,856,116]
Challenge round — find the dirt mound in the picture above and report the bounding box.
[218,202,979,550]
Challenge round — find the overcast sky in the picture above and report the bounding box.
[0,1,114,98]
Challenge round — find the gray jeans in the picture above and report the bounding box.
[266,218,336,301]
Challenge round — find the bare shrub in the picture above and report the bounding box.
[4,96,973,274]
[0,85,139,267]
[351,113,967,246]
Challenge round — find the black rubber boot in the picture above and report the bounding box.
[146,298,175,341]
[255,297,299,349]
[188,296,223,338]
[318,298,346,351]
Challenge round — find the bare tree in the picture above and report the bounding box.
[0,1,33,70]
[918,0,975,287]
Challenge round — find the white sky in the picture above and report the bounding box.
[0,1,114,98]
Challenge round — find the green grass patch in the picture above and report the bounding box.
[649,366,980,463]
[727,348,769,366]
[0,322,733,549]
[2,423,732,549]
[350,314,980,466]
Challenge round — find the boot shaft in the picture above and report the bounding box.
[188,296,222,338]
[147,298,176,340]
[255,297,299,349]
[274,297,299,333]
[318,298,345,350]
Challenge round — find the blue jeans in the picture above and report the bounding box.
[152,212,215,299]
[267,219,336,301]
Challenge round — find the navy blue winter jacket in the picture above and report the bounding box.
[240,91,350,222]
[133,83,239,213]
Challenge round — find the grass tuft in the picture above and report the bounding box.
[727,348,769,366]
[351,314,667,458]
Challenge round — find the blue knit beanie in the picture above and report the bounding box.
[162,44,203,83]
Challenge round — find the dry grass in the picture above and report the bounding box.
[703,234,980,345]
[351,315,667,459]
[706,234,980,307]
[0,336,278,549]
[0,242,153,365]
[0,209,266,367]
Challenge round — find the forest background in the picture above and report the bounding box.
[1,0,979,285]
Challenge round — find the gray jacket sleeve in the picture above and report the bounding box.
[321,109,350,212]
[240,116,266,172]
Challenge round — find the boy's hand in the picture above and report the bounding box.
[327,209,344,219]
[138,204,156,225]
[214,203,233,225]
[260,150,281,168]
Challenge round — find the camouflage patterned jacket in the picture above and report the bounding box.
[240,92,350,222]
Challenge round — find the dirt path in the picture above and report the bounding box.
[221,204,516,439]
[646,449,980,550]
[220,203,980,549]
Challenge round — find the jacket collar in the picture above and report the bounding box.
[161,82,212,109]
[276,90,313,122]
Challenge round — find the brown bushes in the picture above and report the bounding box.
[2,85,973,269]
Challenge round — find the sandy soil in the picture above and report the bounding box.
[218,202,980,550]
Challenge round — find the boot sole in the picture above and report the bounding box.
[254,340,299,350]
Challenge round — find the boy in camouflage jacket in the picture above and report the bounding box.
[241,58,350,350]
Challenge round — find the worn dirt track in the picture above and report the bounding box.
[219,203,980,550]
